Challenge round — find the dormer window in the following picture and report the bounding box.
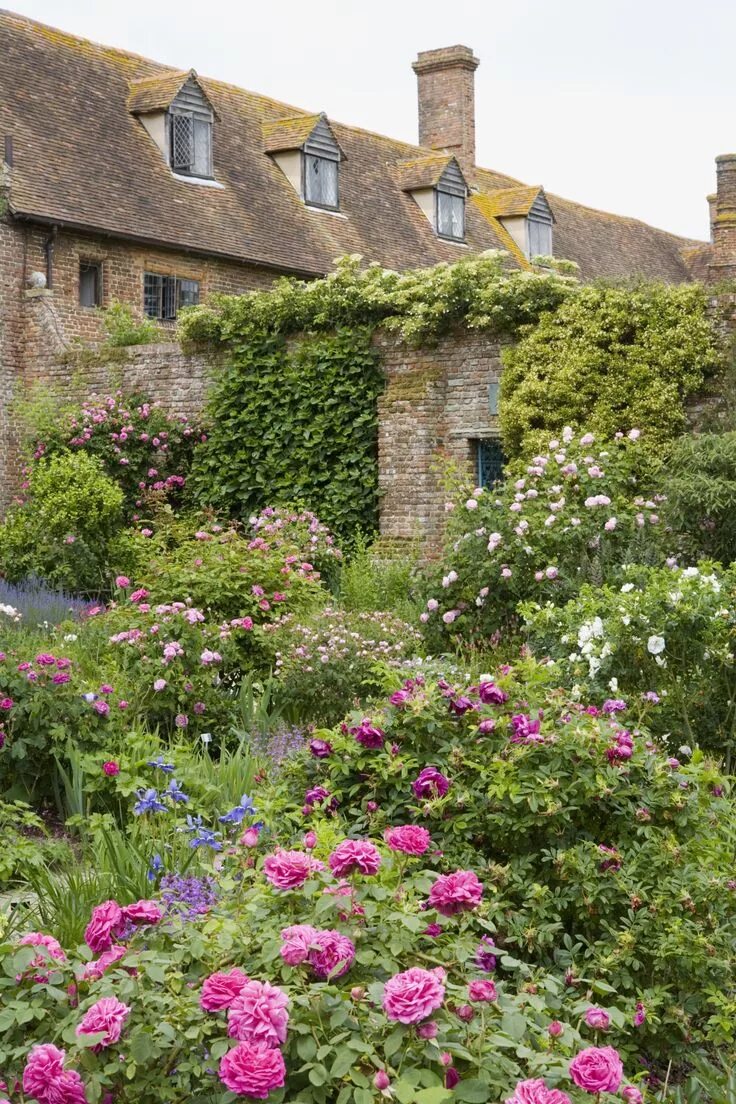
[472,185,554,262]
[127,70,216,182]
[397,155,468,242]
[435,162,467,241]
[264,113,344,212]
[170,110,212,178]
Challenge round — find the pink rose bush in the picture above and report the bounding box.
[507,1079,571,1104]
[200,968,250,1011]
[384,824,431,855]
[328,839,382,877]
[227,981,289,1046]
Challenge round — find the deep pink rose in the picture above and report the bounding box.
[506,1079,572,1104]
[328,839,382,877]
[622,1088,643,1104]
[219,1042,286,1098]
[383,966,445,1023]
[123,900,163,926]
[569,1047,624,1094]
[384,825,431,856]
[428,870,483,916]
[76,996,130,1048]
[102,761,120,776]
[585,1006,611,1030]
[200,968,250,1011]
[227,980,289,1046]
[84,900,124,953]
[23,1044,88,1103]
[280,925,318,966]
[468,979,497,1002]
[19,932,66,968]
[308,930,356,978]
[412,766,450,799]
[79,945,127,982]
[263,849,325,890]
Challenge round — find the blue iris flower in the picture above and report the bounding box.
[166,778,189,803]
[218,793,257,824]
[147,755,175,774]
[190,827,222,851]
[147,853,164,882]
[134,788,169,815]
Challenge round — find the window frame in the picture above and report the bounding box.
[143,272,200,322]
[78,260,103,309]
[169,110,213,179]
[474,437,505,489]
[302,151,340,211]
[527,215,553,260]
[435,186,466,242]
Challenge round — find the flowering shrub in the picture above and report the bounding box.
[267,606,423,723]
[249,506,343,586]
[22,389,203,515]
[0,453,124,594]
[0,821,646,1103]
[301,659,736,1054]
[523,561,736,758]
[421,428,666,646]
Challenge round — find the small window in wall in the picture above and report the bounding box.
[528,217,553,259]
[303,154,339,209]
[436,189,465,240]
[79,261,102,308]
[144,273,200,321]
[170,112,213,178]
[475,438,505,489]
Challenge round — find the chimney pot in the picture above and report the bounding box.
[413,45,480,166]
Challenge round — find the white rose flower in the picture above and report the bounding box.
[647,635,666,655]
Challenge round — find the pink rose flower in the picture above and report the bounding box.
[308,930,356,979]
[468,979,497,1002]
[84,900,124,953]
[622,1088,643,1104]
[102,761,119,776]
[79,945,127,982]
[263,849,325,890]
[585,1006,611,1030]
[19,931,66,965]
[506,1079,572,1104]
[227,980,289,1047]
[280,924,318,966]
[123,900,163,926]
[374,1071,391,1091]
[76,996,130,1048]
[428,870,483,916]
[219,1042,286,1098]
[569,1047,624,1094]
[200,968,250,1011]
[23,1044,88,1103]
[384,825,431,856]
[115,576,131,589]
[328,839,382,877]
[383,966,446,1023]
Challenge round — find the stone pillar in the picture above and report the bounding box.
[412,46,480,167]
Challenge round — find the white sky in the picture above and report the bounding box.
[8,0,736,241]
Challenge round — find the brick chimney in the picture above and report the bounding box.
[712,154,736,280]
[412,45,480,166]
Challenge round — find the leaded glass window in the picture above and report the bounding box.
[437,190,465,240]
[475,438,505,489]
[304,154,339,209]
[528,217,553,259]
[170,112,212,177]
[144,273,199,320]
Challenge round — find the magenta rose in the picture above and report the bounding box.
[506,1079,572,1104]
[569,1047,624,1094]
[308,930,356,979]
[428,870,483,916]
[384,825,431,856]
[468,979,497,1002]
[351,720,385,749]
[263,849,325,890]
[219,1041,286,1098]
[76,996,131,1048]
[200,968,250,1011]
[79,945,127,982]
[412,766,450,799]
[84,900,124,953]
[19,931,66,968]
[23,1044,88,1104]
[227,981,289,1047]
[328,839,382,877]
[585,1006,611,1031]
[280,924,318,966]
[123,900,163,926]
[383,966,446,1023]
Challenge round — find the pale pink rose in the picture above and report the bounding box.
[308,930,356,979]
[384,825,431,856]
[506,1079,572,1104]
[328,839,382,877]
[123,900,162,925]
[280,925,318,966]
[80,945,127,982]
[383,966,445,1023]
[569,1046,624,1094]
[227,980,289,1046]
[428,870,483,916]
[263,849,325,890]
[84,900,124,953]
[219,1042,286,1098]
[19,932,66,963]
[200,968,250,1011]
[76,996,130,1048]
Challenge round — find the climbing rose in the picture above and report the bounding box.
[569,1047,624,1094]
[227,981,289,1046]
[506,1079,572,1104]
[429,870,483,916]
[200,968,249,1011]
[84,900,124,953]
[468,979,497,1002]
[383,966,445,1023]
[412,766,450,799]
[328,839,382,877]
[123,899,162,925]
[585,1006,611,1030]
[219,1041,286,1098]
[384,825,431,855]
[76,997,130,1048]
[263,849,325,890]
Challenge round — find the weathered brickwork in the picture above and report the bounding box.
[376,329,504,546]
[0,208,26,504]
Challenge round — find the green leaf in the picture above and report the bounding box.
[454,1081,492,1103]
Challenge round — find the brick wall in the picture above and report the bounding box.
[0,207,25,505]
[376,329,505,546]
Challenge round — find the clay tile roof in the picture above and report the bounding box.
[394,154,455,191]
[474,185,544,219]
[262,114,322,152]
[127,69,193,114]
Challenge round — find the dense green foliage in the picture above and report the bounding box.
[661,431,736,564]
[499,283,721,458]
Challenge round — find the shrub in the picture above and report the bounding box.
[339,535,422,621]
[267,606,423,724]
[301,660,736,1056]
[100,301,161,346]
[0,452,124,594]
[523,561,736,760]
[421,428,666,648]
[661,431,736,564]
[500,282,722,459]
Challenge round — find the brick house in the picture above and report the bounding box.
[1,9,734,534]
